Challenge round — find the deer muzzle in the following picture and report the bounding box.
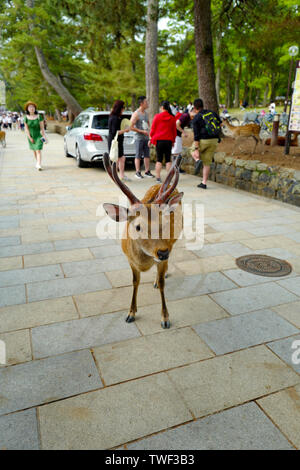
[157,249,170,261]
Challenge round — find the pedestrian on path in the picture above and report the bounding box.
[191,98,221,189]
[130,96,155,180]
[24,101,47,171]
[149,100,177,183]
[172,107,197,174]
[108,100,130,181]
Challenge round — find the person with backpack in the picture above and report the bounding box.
[191,98,221,189]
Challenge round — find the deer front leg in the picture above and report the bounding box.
[126,265,140,323]
[231,137,241,156]
[157,261,170,329]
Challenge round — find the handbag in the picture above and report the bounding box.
[109,132,119,162]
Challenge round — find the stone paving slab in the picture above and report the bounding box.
[61,256,129,277]
[90,244,124,259]
[24,248,93,268]
[277,276,300,296]
[74,283,162,317]
[93,327,214,385]
[134,295,229,335]
[0,329,32,365]
[267,334,300,375]
[286,232,300,243]
[27,272,111,302]
[0,241,54,258]
[54,237,114,250]
[211,282,299,315]
[0,256,23,271]
[175,254,237,275]
[223,268,297,287]
[0,264,63,288]
[0,350,103,416]
[193,309,299,355]
[0,297,78,333]
[193,241,253,258]
[164,272,236,301]
[0,236,21,247]
[0,285,26,308]
[0,409,40,450]
[240,235,297,250]
[167,345,300,418]
[258,384,300,449]
[31,311,141,358]
[272,301,300,329]
[38,373,192,450]
[127,402,293,450]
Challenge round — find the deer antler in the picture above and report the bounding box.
[153,156,181,204]
[103,153,141,206]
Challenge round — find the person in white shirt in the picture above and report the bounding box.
[269,102,276,115]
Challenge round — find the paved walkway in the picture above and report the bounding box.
[0,131,300,450]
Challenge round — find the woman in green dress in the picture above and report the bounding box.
[24,101,47,170]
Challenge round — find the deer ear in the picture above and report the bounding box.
[103,203,128,222]
[168,192,183,208]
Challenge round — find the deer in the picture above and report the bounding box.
[221,118,265,155]
[102,153,183,329]
[265,132,299,146]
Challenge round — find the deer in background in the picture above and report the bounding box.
[265,132,299,146]
[221,118,265,155]
[103,153,183,329]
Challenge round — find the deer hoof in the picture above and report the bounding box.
[126,315,135,323]
[161,320,170,329]
[153,281,158,288]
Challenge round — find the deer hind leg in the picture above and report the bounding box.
[251,136,258,155]
[156,261,170,329]
[126,265,140,323]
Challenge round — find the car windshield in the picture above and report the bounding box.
[92,114,132,130]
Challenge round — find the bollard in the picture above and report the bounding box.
[271,114,280,146]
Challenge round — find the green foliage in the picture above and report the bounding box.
[0,0,299,112]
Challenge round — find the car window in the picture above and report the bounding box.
[80,114,90,128]
[92,114,132,130]
[92,115,109,130]
[72,116,82,129]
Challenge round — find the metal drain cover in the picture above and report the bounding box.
[236,254,292,277]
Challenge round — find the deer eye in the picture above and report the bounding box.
[136,224,141,232]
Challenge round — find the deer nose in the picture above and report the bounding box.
[157,249,169,261]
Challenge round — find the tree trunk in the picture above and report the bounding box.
[194,0,218,113]
[215,34,221,104]
[226,72,232,108]
[263,83,269,106]
[234,62,242,108]
[145,0,159,123]
[34,47,82,120]
[27,0,82,119]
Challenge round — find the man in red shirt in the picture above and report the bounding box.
[149,101,177,183]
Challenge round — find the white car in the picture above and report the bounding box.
[64,109,136,167]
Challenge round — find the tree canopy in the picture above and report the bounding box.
[0,0,299,113]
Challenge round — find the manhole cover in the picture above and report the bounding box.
[236,254,292,277]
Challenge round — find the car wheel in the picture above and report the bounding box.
[64,140,72,157]
[76,145,88,168]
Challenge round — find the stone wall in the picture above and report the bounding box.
[181,148,300,208]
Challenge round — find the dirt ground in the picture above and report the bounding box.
[218,136,300,171]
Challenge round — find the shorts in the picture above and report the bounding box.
[156,140,172,164]
[135,139,150,159]
[172,136,182,155]
[191,139,219,166]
